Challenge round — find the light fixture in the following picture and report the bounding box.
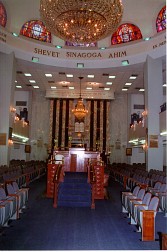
[32,57,39,63]
[122,60,129,66]
[87,75,94,78]
[72,77,88,121]
[40,0,123,43]
[12,32,18,37]
[24,73,32,77]
[45,73,52,77]
[77,63,84,68]
[129,75,138,79]
[55,45,62,49]
[125,82,132,86]
[144,37,151,41]
[66,74,73,78]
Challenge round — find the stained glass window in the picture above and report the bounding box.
[20,20,51,43]
[156,6,166,32]
[65,41,97,47]
[0,1,7,27]
[111,23,142,45]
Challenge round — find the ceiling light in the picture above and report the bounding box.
[16,85,22,88]
[51,86,57,89]
[87,75,94,78]
[15,80,17,83]
[122,60,129,66]
[77,63,84,68]
[45,73,52,77]
[109,75,116,79]
[12,32,18,37]
[144,37,151,41]
[125,83,132,86]
[104,87,110,90]
[160,131,167,136]
[32,57,39,63]
[29,80,36,83]
[163,83,167,87]
[55,45,62,49]
[100,47,106,50]
[122,88,128,91]
[86,87,92,90]
[40,0,123,43]
[69,87,74,89]
[106,82,112,85]
[139,88,145,92]
[24,73,32,77]
[33,86,39,89]
[129,75,138,79]
[66,74,73,78]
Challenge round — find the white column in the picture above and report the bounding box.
[144,56,163,171]
[0,52,16,165]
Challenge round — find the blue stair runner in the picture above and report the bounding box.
[58,172,92,207]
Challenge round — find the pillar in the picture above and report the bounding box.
[0,52,16,165]
[144,56,163,171]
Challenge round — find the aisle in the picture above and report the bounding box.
[0,175,164,250]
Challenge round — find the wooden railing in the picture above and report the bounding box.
[53,164,62,208]
[88,163,96,209]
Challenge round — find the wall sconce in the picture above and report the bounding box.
[10,107,16,113]
[142,143,148,151]
[14,115,20,122]
[142,110,148,117]
[8,139,13,145]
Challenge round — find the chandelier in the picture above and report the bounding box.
[72,77,88,121]
[40,0,123,43]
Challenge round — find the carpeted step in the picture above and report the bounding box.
[58,200,91,207]
[59,186,91,195]
[58,193,91,202]
[58,172,92,208]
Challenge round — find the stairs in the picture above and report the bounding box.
[58,172,91,207]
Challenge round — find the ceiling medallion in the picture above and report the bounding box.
[40,0,123,43]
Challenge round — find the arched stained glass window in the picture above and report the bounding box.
[0,1,7,27]
[65,41,97,47]
[156,6,166,32]
[111,23,142,45]
[20,20,51,43]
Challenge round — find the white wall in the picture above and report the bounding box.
[109,94,128,163]
[29,91,50,161]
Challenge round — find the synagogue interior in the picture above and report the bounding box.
[0,0,166,250]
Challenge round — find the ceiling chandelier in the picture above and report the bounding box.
[72,77,88,121]
[40,0,123,43]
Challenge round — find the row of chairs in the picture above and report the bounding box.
[0,181,29,228]
[0,160,46,188]
[122,185,160,241]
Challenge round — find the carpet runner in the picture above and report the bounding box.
[58,172,91,207]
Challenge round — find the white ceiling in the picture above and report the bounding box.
[1,0,166,97]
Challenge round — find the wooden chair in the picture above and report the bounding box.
[122,185,140,213]
[136,196,159,241]
[0,187,18,225]
[129,192,152,225]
